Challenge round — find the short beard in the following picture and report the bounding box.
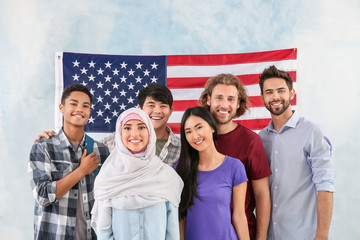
[266,98,291,116]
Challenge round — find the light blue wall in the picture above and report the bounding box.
[1,0,359,239]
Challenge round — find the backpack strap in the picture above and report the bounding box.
[84,134,99,177]
[85,134,94,154]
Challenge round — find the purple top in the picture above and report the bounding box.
[185,156,248,240]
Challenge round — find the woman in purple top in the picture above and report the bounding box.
[176,107,249,240]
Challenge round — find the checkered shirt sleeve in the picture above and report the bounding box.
[28,129,109,240]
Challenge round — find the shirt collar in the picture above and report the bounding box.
[166,125,180,146]
[266,111,300,133]
[58,128,86,150]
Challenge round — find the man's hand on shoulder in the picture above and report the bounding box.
[33,131,55,143]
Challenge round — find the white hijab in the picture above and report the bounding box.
[91,108,183,230]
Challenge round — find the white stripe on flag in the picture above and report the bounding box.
[167,60,297,78]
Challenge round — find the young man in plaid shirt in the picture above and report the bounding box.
[28,84,109,239]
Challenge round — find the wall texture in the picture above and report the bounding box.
[0,0,359,239]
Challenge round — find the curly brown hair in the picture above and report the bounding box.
[199,73,250,118]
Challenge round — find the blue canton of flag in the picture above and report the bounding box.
[62,53,167,133]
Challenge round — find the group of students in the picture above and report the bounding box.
[29,65,335,240]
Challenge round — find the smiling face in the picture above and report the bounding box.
[121,119,149,153]
[184,115,215,152]
[206,84,240,125]
[141,97,173,132]
[261,77,295,116]
[59,91,92,128]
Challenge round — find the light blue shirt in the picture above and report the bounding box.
[259,111,335,240]
[96,201,179,240]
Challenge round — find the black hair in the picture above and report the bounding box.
[176,106,218,219]
[137,84,173,108]
[61,83,92,104]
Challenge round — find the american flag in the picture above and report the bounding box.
[55,49,297,139]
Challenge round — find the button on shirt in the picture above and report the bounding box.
[259,112,335,240]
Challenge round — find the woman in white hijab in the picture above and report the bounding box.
[91,108,184,240]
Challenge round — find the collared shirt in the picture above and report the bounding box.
[259,111,335,240]
[100,125,180,167]
[28,128,109,240]
[96,201,179,240]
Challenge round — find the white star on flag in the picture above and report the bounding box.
[112,68,119,75]
[112,96,119,103]
[127,96,135,104]
[150,76,158,83]
[96,109,103,116]
[73,60,80,67]
[88,61,96,68]
[143,69,150,76]
[104,116,111,124]
[120,61,127,69]
[97,95,103,102]
[105,61,112,68]
[128,69,135,76]
[104,89,111,96]
[97,68,104,75]
[104,75,112,82]
[112,82,119,89]
[80,67,88,74]
[88,75,95,81]
[120,76,127,82]
[136,62,143,69]
[96,82,104,88]
[73,74,80,81]
[151,62,158,69]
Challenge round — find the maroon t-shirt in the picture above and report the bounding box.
[216,124,271,239]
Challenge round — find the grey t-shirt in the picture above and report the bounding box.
[70,141,87,240]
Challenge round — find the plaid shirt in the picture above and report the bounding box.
[100,125,180,167]
[28,129,109,240]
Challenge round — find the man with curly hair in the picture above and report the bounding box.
[199,74,271,240]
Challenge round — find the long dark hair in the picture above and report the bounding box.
[176,106,218,219]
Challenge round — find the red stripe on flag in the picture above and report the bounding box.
[168,118,272,134]
[238,71,297,85]
[249,97,265,108]
[167,77,208,89]
[234,119,271,131]
[167,48,297,66]
[173,100,200,111]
